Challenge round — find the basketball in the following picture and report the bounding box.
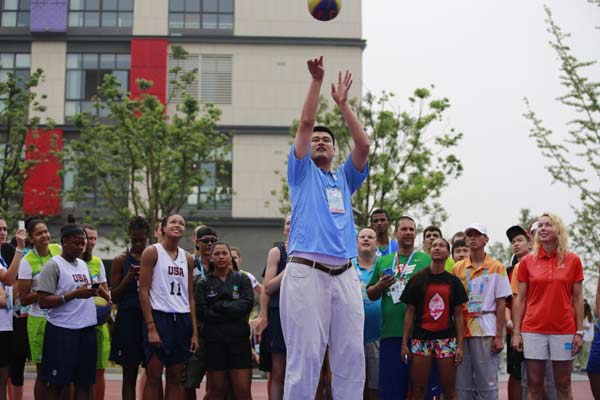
[94,296,111,325]
[308,0,342,22]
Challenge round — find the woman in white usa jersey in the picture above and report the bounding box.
[139,214,199,400]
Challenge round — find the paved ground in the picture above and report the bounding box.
[16,372,594,399]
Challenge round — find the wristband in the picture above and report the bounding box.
[15,248,23,254]
[146,321,155,326]
[576,330,584,337]
[61,294,66,304]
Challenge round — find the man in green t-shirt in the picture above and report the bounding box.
[367,216,437,399]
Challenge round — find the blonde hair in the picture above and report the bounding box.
[533,212,569,263]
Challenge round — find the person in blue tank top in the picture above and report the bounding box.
[109,216,150,400]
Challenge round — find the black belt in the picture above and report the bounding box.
[288,256,352,276]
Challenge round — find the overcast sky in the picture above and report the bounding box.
[362,0,600,248]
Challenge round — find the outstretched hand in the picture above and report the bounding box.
[307,56,324,81]
[331,70,352,106]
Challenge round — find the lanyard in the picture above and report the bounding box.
[394,250,416,280]
[195,256,205,278]
[352,257,377,275]
[34,246,55,267]
[465,266,488,294]
[0,255,6,269]
[320,168,340,188]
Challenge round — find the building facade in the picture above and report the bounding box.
[0,0,365,276]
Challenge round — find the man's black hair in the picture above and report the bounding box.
[423,225,442,239]
[129,216,150,234]
[452,239,468,256]
[370,209,390,223]
[313,125,335,146]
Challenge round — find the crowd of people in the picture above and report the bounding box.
[0,55,598,400]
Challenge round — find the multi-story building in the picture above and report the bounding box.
[0,0,365,276]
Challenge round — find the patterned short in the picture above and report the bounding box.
[410,337,457,359]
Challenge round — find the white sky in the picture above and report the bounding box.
[362,0,600,247]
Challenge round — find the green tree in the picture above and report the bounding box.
[524,3,600,274]
[276,88,463,227]
[0,67,56,220]
[65,46,229,239]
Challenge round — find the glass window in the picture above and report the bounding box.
[0,0,30,27]
[64,52,130,117]
[168,0,233,31]
[0,52,30,111]
[68,0,133,28]
[186,146,232,211]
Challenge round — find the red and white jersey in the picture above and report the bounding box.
[149,243,190,313]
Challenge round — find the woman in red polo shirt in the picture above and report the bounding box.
[512,213,584,400]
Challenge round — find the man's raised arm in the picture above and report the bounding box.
[331,70,369,171]
[294,56,324,159]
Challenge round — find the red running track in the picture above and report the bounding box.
[16,377,593,399]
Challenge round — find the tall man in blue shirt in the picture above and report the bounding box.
[280,56,370,399]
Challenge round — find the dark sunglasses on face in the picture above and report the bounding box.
[197,238,217,244]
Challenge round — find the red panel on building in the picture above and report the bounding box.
[23,128,63,216]
[130,38,168,104]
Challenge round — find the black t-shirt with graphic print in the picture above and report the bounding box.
[400,270,468,340]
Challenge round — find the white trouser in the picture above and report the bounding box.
[280,261,365,400]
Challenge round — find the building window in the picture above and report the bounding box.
[0,52,30,111]
[65,52,130,117]
[1,0,30,28]
[186,147,232,211]
[68,0,133,28]
[168,53,232,105]
[169,0,233,31]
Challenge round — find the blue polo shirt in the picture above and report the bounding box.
[288,145,368,260]
[353,258,382,343]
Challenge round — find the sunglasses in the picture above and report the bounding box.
[197,238,217,244]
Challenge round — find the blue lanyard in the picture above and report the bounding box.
[0,255,6,269]
[195,256,205,278]
[466,266,488,294]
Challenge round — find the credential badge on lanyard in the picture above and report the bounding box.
[466,267,488,318]
[325,170,344,214]
[389,251,415,304]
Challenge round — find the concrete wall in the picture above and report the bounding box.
[133,0,168,36]
[232,133,290,219]
[235,0,361,38]
[167,43,363,127]
[30,42,66,124]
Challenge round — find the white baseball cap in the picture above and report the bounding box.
[465,223,488,236]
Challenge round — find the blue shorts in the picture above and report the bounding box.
[379,337,441,400]
[143,310,192,366]
[110,307,145,367]
[41,322,97,386]
[587,325,600,374]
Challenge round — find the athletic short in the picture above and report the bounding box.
[96,323,110,369]
[506,332,524,380]
[522,332,576,361]
[41,322,97,386]
[182,338,206,389]
[205,340,252,371]
[586,325,600,374]
[143,310,192,367]
[258,329,272,372]
[9,316,30,386]
[365,339,380,390]
[267,307,286,354]
[11,316,30,360]
[0,331,13,367]
[410,337,456,359]
[379,337,441,400]
[27,315,46,364]
[109,308,144,366]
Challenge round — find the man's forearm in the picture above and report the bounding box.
[495,298,505,337]
[339,102,369,169]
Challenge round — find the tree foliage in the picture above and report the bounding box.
[277,88,463,227]
[65,46,229,239]
[0,67,56,220]
[524,3,600,274]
